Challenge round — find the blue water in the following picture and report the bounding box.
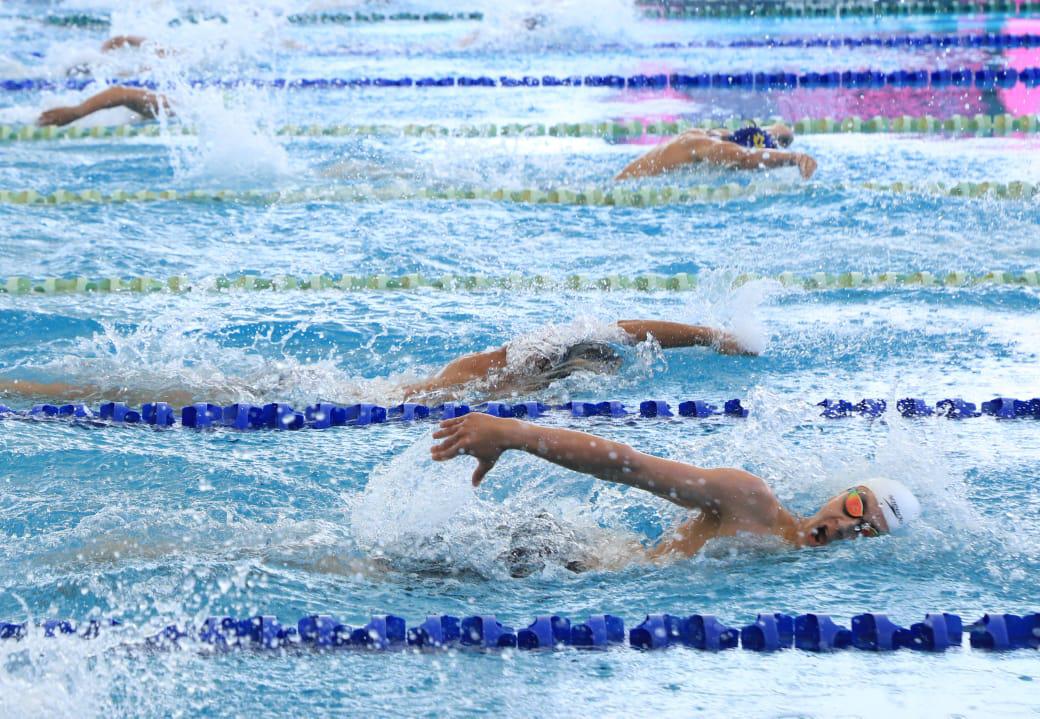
[1,2,1040,716]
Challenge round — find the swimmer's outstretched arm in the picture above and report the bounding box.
[615,320,754,355]
[431,413,776,522]
[615,134,817,180]
[0,378,97,400]
[37,86,171,127]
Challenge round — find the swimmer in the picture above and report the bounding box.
[101,36,155,54]
[0,320,748,405]
[37,86,171,127]
[399,319,751,402]
[615,123,818,181]
[431,413,921,558]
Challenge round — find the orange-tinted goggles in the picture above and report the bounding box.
[844,488,880,538]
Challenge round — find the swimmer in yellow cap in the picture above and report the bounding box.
[615,122,818,181]
[432,412,921,558]
[0,319,750,405]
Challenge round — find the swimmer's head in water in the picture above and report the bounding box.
[766,122,795,148]
[804,478,921,547]
[729,122,795,150]
[535,342,623,382]
[729,124,777,150]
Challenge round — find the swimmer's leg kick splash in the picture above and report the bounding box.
[431,413,920,559]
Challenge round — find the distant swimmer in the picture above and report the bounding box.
[615,123,818,181]
[100,35,167,55]
[0,319,751,405]
[431,412,921,558]
[37,86,171,127]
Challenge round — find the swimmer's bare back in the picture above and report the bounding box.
[615,130,817,181]
[37,86,171,127]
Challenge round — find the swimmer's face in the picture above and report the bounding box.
[804,485,888,547]
[767,123,795,148]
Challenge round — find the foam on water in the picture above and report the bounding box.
[460,0,643,52]
[351,428,642,578]
[164,86,294,183]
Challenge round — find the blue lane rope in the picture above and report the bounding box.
[648,31,1040,50]
[1,396,1038,432]
[819,397,1040,419]
[4,66,1040,92]
[0,399,750,430]
[301,31,1040,56]
[2,611,1038,652]
[637,0,1040,19]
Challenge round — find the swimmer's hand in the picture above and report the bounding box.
[795,153,817,180]
[714,331,757,356]
[37,106,84,127]
[431,414,517,486]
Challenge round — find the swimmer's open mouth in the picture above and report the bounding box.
[810,525,828,546]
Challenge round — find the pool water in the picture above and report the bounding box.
[1,1,1039,716]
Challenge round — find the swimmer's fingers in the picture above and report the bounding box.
[472,459,495,487]
[797,154,818,180]
[432,419,464,440]
[430,435,466,461]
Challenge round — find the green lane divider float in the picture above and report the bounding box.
[637,0,1040,19]
[0,184,797,206]
[0,181,1038,208]
[33,11,482,28]
[2,270,1038,296]
[4,114,1040,144]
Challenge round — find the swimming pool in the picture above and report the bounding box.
[1,1,1039,715]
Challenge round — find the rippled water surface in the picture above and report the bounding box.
[1,1,1039,717]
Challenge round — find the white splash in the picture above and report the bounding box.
[681,272,780,355]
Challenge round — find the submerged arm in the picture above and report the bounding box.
[0,379,96,400]
[37,86,170,127]
[615,319,754,355]
[431,414,772,521]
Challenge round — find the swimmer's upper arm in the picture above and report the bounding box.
[616,320,718,349]
[624,452,775,520]
[615,133,715,180]
[698,141,803,172]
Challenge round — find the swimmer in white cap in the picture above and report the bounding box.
[431,413,921,558]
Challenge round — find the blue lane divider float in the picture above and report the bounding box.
[820,396,1040,419]
[309,31,1040,55]
[4,66,1040,93]
[651,31,1040,51]
[4,395,1039,432]
[0,399,750,431]
[3,612,1036,652]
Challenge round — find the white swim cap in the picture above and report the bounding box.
[861,478,921,533]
